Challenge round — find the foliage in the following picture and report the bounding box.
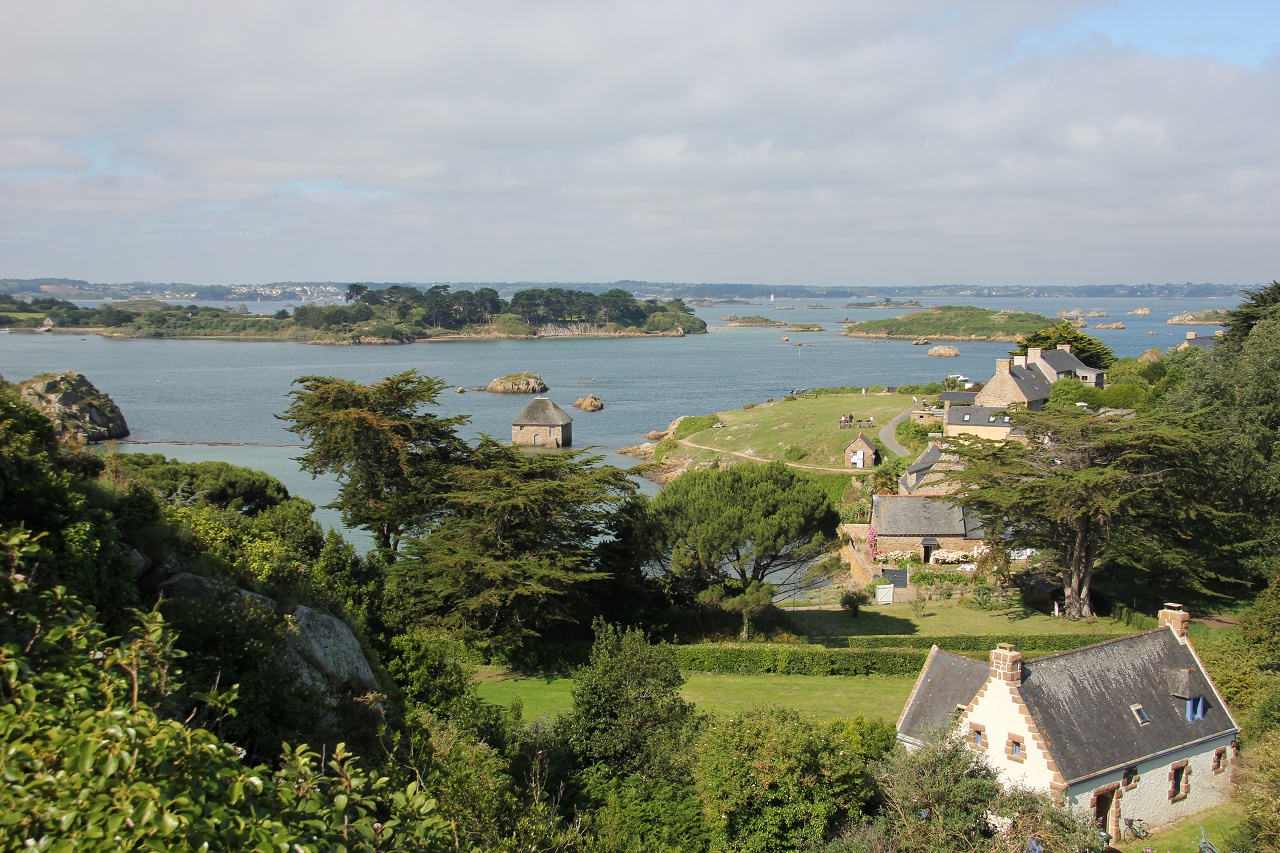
[840,588,869,616]
[945,407,1210,618]
[107,453,291,514]
[894,418,935,449]
[672,644,928,677]
[1227,729,1280,852]
[693,706,880,853]
[282,371,469,553]
[0,568,452,852]
[650,462,841,602]
[844,633,1125,652]
[562,622,696,779]
[580,774,710,853]
[388,439,635,652]
[844,306,1052,340]
[1220,279,1280,351]
[1012,322,1116,369]
[673,414,720,439]
[830,733,1102,853]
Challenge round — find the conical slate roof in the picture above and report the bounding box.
[512,397,573,426]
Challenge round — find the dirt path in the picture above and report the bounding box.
[677,436,851,473]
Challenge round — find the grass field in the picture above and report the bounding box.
[674,389,922,470]
[474,668,916,723]
[785,600,1139,647]
[1111,802,1243,852]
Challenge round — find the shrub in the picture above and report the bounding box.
[672,643,927,677]
[742,401,756,410]
[846,633,1127,653]
[782,445,808,462]
[840,589,869,617]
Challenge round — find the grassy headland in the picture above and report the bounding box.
[842,304,1052,341]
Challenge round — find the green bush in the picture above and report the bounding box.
[840,589,869,617]
[673,414,719,440]
[672,643,927,677]
[1109,602,1159,630]
[782,445,808,462]
[845,633,1127,652]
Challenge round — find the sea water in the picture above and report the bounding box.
[0,295,1232,541]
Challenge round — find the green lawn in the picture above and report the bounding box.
[1111,801,1243,852]
[786,600,1138,647]
[677,390,922,469]
[474,669,915,723]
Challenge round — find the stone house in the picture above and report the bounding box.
[511,397,573,447]
[868,494,984,565]
[942,405,1024,441]
[845,432,878,469]
[973,345,1104,410]
[896,605,1238,837]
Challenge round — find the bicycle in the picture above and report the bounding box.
[1120,816,1150,843]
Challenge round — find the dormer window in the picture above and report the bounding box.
[1131,704,1150,725]
[1186,695,1209,721]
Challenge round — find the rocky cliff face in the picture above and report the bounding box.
[19,371,129,442]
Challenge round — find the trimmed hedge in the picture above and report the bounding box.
[673,643,928,677]
[1109,603,1160,631]
[846,633,1128,653]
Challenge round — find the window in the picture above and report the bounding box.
[1186,695,1209,721]
[1006,734,1025,763]
[988,415,997,423]
[1169,760,1189,802]
[1131,704,1150,725]
[962,413,971,422]
[1213,748,1227,774]
[1122,766,1139,789]
[970,723,986,750]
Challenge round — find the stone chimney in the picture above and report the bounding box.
[990,642,1023,685]
[1159,603,1190,641]
[993,359,1010,376]
[1056,344,1072,352]
[1012,354,1029,368]
[1186,331,1197,340]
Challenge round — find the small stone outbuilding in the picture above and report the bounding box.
[511,397,573,447]
[845,432,878,469]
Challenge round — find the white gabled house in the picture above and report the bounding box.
[896,605,1238,837]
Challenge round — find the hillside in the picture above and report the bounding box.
[842,305,1052,341]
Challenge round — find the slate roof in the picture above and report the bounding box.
[1009,364,1053,401]
[945,406,1014,427]
[1037,348,1091,376]
[896,628,1240,786]
[511,397,573,426]
[872,495,971,537]
[940,391,979,404]
[898,648,991,745]
[906,442,944,475]
[1019,629,1238,783]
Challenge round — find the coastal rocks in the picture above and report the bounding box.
[645,415,685,441]
[1128,307,1151,316]
[486,372,548,393]
[19,371,129,442]
[618,442,657,459]
[1168,310,1228,325]
[1057,309,1109,318]
[1093,322,1125,330]
[574,394,603,412]
[927,345,961,357]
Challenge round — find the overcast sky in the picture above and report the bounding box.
[1,1,1277,288]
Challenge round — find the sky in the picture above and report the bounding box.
[1,1,1277,288]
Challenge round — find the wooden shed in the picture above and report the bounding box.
[511,397,573,447]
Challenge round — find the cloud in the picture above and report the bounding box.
[0,0,1277,286]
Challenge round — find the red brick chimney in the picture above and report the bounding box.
[990,642,1023,685]
[1159,603,1190,641]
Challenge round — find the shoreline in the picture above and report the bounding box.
[841,330,1023,342]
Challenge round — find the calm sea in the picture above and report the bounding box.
[0,295,1232,541]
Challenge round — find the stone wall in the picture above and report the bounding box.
[511,423,571,447]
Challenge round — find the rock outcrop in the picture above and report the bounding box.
[19,371,129,442]
[1128,307,1151,316]
[486,372,549,393]
[574,394,604,412]
[1168,310,1228,325]
[926,345,960,357]
[157,572,379,701]
[1093,322,1125,330]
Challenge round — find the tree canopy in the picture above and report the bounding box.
[1012,321,1116,369]
[945,406,1207,617]
[387,439,635,651]
[281,371,469,553]
[649,462,840,602]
